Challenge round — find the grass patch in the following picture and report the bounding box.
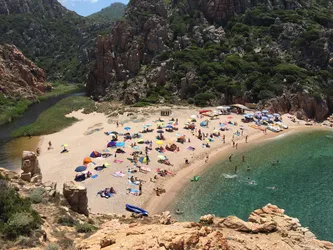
[38,83,84,101]
[132,101,151,107]
[28,188,45,204]
[12,96,96,137]
[75,223,97,233]
[57,216,76,227]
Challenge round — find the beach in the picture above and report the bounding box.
[37,106,319,215]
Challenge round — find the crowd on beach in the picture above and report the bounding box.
[36,105,298,214]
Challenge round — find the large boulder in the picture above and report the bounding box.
[63,181,89,216]
[21,151,42,183]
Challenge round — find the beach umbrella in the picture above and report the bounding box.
[262,110,269,113]
[111,131,118,134]
[273,113,280,117]
[220,123,225,127]
[104,148,112,152]
[124,126,131,131]
[176,133,182,137]
[227,116,233,119]
[166,125,173,129]
[157,122,164,126]
[247,113,254,116]
[267,114,274,119]
[83,157,92,164]
[61,144,68,147]
[213,130,218,133]
[75,166,87,172]
[146,124,152,127]
[190,115,197,119]
[262,117,268,121]
[156,140,164,145]
[157,155,167,160]
[104,162,110,167]
[157,130,164,133]
[139,156,149,163]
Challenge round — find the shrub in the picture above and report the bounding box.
[29,187,45,204]
[45,243,60,250]
[75,223,97,233]
[57,216,76,227]
[4,212,36,239]
[132,102,151,107]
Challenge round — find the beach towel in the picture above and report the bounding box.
[112,171,125,177]
[114,159,123,163]
[128,180,139,186]
[91,174,98,179]
[139,166,151,172]
[129,188,140,195]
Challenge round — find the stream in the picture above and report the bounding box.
[0,92,83,171]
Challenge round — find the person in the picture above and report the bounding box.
[36,147,40,156]
[247,166,250,172]
[242,155,245,162]
[188,138,190,143]
[185,159,189,164]
[234,165,238,174]
[115,153,117,158]
[27,133,32,139]
[235,143,238,149]
[241,130,244,136]
[245,135,248,143]
[276,159,279,164]
[205,155,209,163]
[232,140,235,148]
[272,161,276,166]
[176,208,184,215]
[116,121,119,127]
[48,141,52,150]
[139,183,142,195]
[229,154,233,162]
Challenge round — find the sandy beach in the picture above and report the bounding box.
[37,106,320,215]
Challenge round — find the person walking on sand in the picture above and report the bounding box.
[242,155,245,162]
[229,154,233,162]
[116,121,119,128]
[36,147,40,156]
[232,140,235,148]
[236,143,238,149]
[205,155,209,163]
[241,130,244,136]
[48,141,52,150]
[245,135,248,143]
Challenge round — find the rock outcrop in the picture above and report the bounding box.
[63,181,89,216]
[21,151,42,183]
[75,204,333,250]
[267,92,331,121]
[0,44,50,100]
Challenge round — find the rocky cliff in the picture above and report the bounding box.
[86,0,333,120]
[75,204,333,250]
[0,44,50,99]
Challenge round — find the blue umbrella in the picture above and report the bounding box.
[273,113,280,117]
[75,166,87,172]
[220,123,225,127]
[157,130,164,133]
[267,114,274,119]
[166,125,173,128]
[124,127,131,131]
[262,117,268,121]
[146,124,152,127]
[262,110,269,113]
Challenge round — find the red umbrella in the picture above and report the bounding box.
[227,116,233,119]
[199,110,211,114]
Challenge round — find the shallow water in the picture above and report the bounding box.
[171,129,333,242]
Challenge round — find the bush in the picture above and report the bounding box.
[132,102,151,107]
[4,213,36,239]
[45,243,60,250]
[57,216,76,227]
[29,187,45,204]
[75,223,97,233]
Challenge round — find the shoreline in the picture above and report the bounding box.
[33,106,332,215]
[143,125,331,214]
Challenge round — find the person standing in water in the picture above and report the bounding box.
[247,166,250,172]
[229,154,233,162]
[245,135,248,143]
[242,155,245,162]
[234,165,238,174]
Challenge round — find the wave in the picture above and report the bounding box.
[223,174,238,179]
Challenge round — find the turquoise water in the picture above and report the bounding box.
[171,129,333,242]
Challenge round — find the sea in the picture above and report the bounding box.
[170,129,333,242]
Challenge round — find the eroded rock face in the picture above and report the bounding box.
[268,92,330,121]
[63,181,89,216]
[21,151,42,183]
[75,204,333,250]
[0,44,50,100]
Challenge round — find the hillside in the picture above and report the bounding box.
[88,2,126,23]
[86,0,333,120]
[0,0,114,83]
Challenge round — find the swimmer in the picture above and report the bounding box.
[272,161,276,166]
[176,208,184,215]
[234,165,238,174]
[247,166,250,172]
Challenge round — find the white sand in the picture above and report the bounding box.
[38,107,312,215]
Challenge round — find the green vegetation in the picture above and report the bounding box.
[0,175,41,240]
[28,187,45,204]
[151,3,333,106]
[75,223,97,233]
[57,216,76,227]
[0,95,32,126]
[88,2,126,22]
[12,96,96,137]
[0,0,115,82]
[0,83,83,126]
